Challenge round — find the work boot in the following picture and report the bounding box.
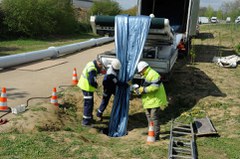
[96,110,103,121]
[155,135,160,141]
[81,119,92,127]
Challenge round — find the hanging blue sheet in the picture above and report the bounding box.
[108,15,151,137]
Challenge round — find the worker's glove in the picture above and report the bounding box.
[134,86,144,95]
[138,86,144,94]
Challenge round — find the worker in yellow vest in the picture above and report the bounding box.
[78,59,103,126]
[134,61,168,140]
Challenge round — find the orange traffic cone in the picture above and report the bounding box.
[147,121,155,144]
[0,87,10,112]
[50,87,59,106]
[72,68,78,85]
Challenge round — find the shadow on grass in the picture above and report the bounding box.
[0,47,20,56]
[159,56,226,125]
[196,32,214,40]
[126,51,228,131]
[128,112,148,130]
[194,44,238,63]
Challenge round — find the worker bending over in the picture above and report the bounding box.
[78,59,103,126]
[96,59,121,121]
[134,61,168,140]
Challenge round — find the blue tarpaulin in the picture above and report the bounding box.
[108,15,151,137]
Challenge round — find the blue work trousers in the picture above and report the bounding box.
[82,90,94,125]
[97,92,112,117]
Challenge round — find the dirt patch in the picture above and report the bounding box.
[0,101,61,133]
[0,89,83,133]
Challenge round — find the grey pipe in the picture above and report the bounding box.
[0,37,114,69]
[57,38,96,56]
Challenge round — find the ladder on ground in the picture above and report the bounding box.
[168,121,197,159]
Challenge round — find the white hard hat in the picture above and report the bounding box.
[149,13,155,18]
[137,61,149,73]
[111,59,121,70]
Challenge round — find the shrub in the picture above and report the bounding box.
[90,0,121,16]
[1,0,79,37]
[236,43,240,54]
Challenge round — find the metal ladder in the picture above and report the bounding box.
[168,121,197,159]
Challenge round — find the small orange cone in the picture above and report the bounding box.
[147,121,155,144]
[50,87,59,106]
[72,68,78,85]
[0,87,10,112]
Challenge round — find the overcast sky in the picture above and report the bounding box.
[114,0,232,10]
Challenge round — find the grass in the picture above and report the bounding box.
[1,24,240,158]
[0,131,168,159]
[190,24,240,159]
[0,33,100,56]
[195,24,240,55]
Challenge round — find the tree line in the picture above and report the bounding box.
[2,0,238,39]
[0,0,125,39]
[0,0,83,38]
[199,0,240,20]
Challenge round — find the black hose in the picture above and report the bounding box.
[0,84,75,119]
[26,96,51,108]
[0,111,11,118]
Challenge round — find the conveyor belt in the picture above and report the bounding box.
[94,15,166,29]
[90,15,174,41]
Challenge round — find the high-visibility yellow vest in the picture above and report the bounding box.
[141,67,168,110]
[77,61,97,92]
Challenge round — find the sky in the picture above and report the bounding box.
[114,0,232,10]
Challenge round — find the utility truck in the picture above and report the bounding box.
[90,0,199,79]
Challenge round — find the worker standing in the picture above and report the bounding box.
[78,59,103,126]
[96,59,121,121]
[134,61,168,140]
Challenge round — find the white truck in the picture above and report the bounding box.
[198,16,209,24]
[90,0,200,79]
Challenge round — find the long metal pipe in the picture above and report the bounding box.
[0,37,114,69]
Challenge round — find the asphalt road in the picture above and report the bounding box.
[0,42,114,108]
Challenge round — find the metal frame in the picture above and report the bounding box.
[168,120,197,159]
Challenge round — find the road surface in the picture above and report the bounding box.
[0,42,114,109]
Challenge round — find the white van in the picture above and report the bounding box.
[226,17,231,23]
[198,17,209,24]
[235,16,240,23]
[211,17,218,23]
